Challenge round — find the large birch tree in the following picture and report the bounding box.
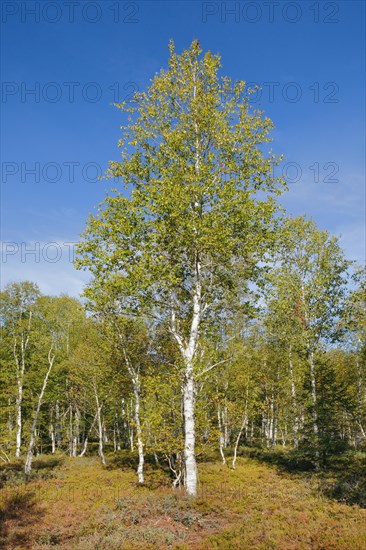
[76,41,284,495]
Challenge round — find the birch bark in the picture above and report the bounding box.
[289,346,299,447]
[121,346,144,483]
[14,312,32,458]
[94,385,106,466]
[25,346,55,474]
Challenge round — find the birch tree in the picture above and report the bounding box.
[113,317,149,484]
[76,40,285,495]
[68,323,113,466]
[272,216,350,458]
[79,288,151,483]
[341,266,366,438]
[0,282,40,458]
[264,273,306,447]
[23,295,84,473]
[24,345,55,474]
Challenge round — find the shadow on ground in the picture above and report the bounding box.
[0,456,64,489]
[239,446,366,508]
[0,491,44,549]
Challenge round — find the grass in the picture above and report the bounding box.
[1,450,366,549]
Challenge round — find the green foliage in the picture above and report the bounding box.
[76,40,285,333]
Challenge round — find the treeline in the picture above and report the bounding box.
[0,216,365,486]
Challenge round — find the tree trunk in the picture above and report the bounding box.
[217,403,226,464]
[14,315,32,458]
[14,336,26,458]
[121,397,128,448]
[120,345,144,483]
[133,382,144,484]
[49,406,56,454]
[289,346,299,447]
[25,347,55,474]
[232,386,249,469]
[308,347,320,466]
[15,381,23,458]
[170,279,200,497]
[308,348,319,437]
[55,399,62,448]
[232,412,248,470]
[129,398,134,451]
[94,387,106,466]
[115,411,121,451]
[68,403,73,456]
[167,453,183,488]
[71,407,80,457]
[270,392,275,447]
[79,411,98,457]
[183,371,197,495]
[103,422,108,443]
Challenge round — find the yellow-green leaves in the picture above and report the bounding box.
[76,40,285,336]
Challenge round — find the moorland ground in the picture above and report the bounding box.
[1,449,366,550]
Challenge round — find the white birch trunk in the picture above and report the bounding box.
[15,381,23,458]
[232,386,249,469]
[14,335,26,457]
[121,397,127,448]
[129,398,134,451]
[68,403,73,456]
[115,411,121,451]
[308,348,318,437]
[308,346,320,467]
[50,407,56,454]
[133,382,144,484]
[289,346,299,447]
[24,347,55,474]
[94,387,106,466]
[79,411,98,457]
[55,399,61,448]
[232,411,248,470]
[167,453,182,488]
[183,371,197,495]
[13,312,33,458]
[179,258,201,497]
[270,394,275,446]
[71,407,80,457]
[121,346,144,483]
[102,423,108,443]
[217,404,226,464]
[223,405,229,447]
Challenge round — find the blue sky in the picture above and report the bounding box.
[1,0,365,295]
